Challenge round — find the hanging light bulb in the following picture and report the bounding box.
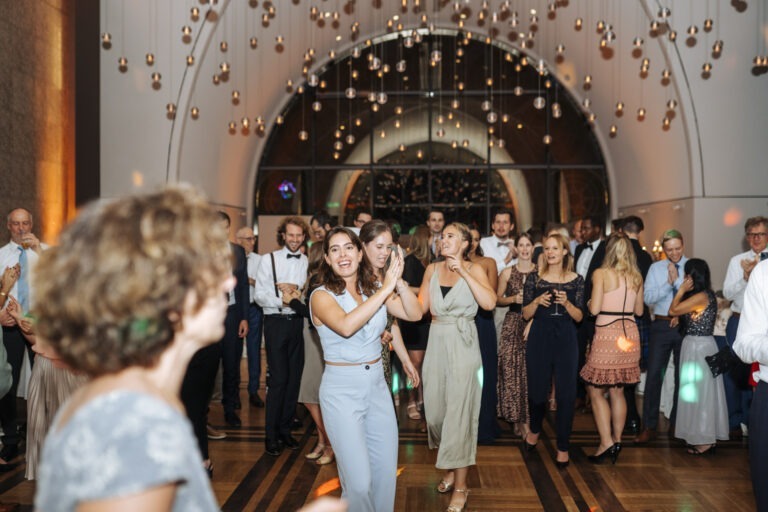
[403,36,414,48]
[658,6,671,19]
[416,148,423,159]
[299,130,309,141]
[166,103,177,115]
[704,18,714,32]
[574,17,583,30]
[308,74,319,86]
[650,20,660,31]
[487,112,498,123]
[616,101,625,113]
[190,6,200,20]
[220,61,230,73]
[513,86,523,96]
[609,125,618,137]
[687,25,698,36]
[583,74,592,87]
[312,101,322,112]
[713,40,724,55]
[396,60,406,72]
[668,30,677,42]
[430,50,442,62]
[334,129,342,139]
[451,140,458,149]
[276,115,284,125]
[667,99,678,109]
[371,103,379,112]
[399,143,406,152]
[191,106,200,119]
[220,41,229,52]
[633,36,644,47]
[333,140,344,151]
[502,114,510,123]
[241,117,250,129]
[101,32,112,46]
[662,68,671,79]
[642,58,650,68]
[346,134,355,145]
[481,100,492,112]
[436,128,446,137]
[232,90,240,102]
[118,56,128,71]
[345,87,357,99]
[376,92,388,104]
[151,72,161,84]
[451,99,460,109]
[533,96,546,109]
[596,20,606,32]
[543,134,552,144]
[582,98,592,108]
[182,25,192,36]
[436,114,445,124]
[588,113,597,123]
[212,74,220,85]
[145,53,155,65]
[552,105,562,119]
[228,121,236,132]
[637,107,646,119]
[703,61,713,73]
[186,55,195,66]
[462,139,470,147]
[556,44,565,55]
[394,119,401,129]
[394,105,403,115]
[662,116,671,128]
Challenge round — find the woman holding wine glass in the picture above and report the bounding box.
[522,233,584,468]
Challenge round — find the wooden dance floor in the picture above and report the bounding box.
[0,359,756,511]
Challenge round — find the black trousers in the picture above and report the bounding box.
[527,318,578,452]
[264,315,304,441]
[0,327,33,449]
[181,342,221,460]
[221,306,244,415]
[751,381,768,511]
[641,320,682,430]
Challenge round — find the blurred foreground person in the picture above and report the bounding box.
[33,186,232,511]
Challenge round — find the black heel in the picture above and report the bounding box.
[588,443,619,464]
[523,433,537,452]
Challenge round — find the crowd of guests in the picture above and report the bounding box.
[1,191,767,511]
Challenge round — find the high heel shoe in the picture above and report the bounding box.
[436,479,454,494]
[687,444,716,456]
[316,449,335,465]
[305,442,326,460]
[523,432,538,452]
[445,488,469,512]
[588,443,619,464]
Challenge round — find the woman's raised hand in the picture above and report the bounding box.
[382,248,404,291]
[536,291,552,308]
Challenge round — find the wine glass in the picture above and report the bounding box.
[550,282,563,316]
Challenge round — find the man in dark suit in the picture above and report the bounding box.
[219,212,250,426]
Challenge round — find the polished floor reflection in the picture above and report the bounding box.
[0,357,756,511]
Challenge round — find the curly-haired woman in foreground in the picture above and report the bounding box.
[33,187,233,511]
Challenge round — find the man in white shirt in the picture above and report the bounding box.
[733,258,768,511]
[479,210,516,274]
[0,208,45,463]
[426,209,445,261]
[479,210,516,341]
[236,226,265,408]
[722,216,768,438]
[254,216,309,456]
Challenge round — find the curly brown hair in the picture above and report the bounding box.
[276,216,310,247]
[316,227,378,297]
[32,186,232,377]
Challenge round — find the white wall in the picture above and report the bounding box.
[100,0,768,271]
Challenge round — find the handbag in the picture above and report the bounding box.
[704,345,740,378]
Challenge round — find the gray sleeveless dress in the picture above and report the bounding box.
[422,268,483,469]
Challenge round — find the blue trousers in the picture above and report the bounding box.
[246,304,264,395]
[320,360,398,512]
[641,319,682,430]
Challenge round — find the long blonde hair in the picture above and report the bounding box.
[538,233,573,277]
[600,234,643,290]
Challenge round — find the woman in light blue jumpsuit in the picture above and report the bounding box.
[310,227,422,512]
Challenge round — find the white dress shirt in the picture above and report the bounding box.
[0,241,46,311]
[253,246,308,315]
[246,251,262,304]
[575,239,602,279]
[733,259,768,383]
[723,249,767,313]
[479,235,516,274]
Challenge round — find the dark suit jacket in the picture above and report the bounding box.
[230,242,249,323]
[630,238,653,280]
[575,240,605,302]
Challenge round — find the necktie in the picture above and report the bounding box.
[672,263,680,296]
[17,247,29,313]
[286,253,301,259]
[761,252,768,262]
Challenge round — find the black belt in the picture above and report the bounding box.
[654,315,674,321]
[266,313,299,319]
[508,304,522,313]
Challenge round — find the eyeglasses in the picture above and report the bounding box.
[238,236,256,241]
[746,232,767,239]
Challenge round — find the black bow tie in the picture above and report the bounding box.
[497,241,508,247]
[584,243,593,251]
[286,253,301,259]
[761,252,768,261]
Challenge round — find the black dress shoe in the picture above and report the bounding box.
[265,439,283,457]
[290,417,303,430]
[0,445,19,462]
[224,412,242,427]
[280,435,300,450]
[249,393,265,407]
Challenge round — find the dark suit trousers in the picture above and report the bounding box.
[181,342,222,460]
[221,305,244,415]
[642,319,682,430]
[0,327,33,448]
[750,381,768,511]
[264,315,304,441]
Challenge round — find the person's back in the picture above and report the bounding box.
[597,269,638,322]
